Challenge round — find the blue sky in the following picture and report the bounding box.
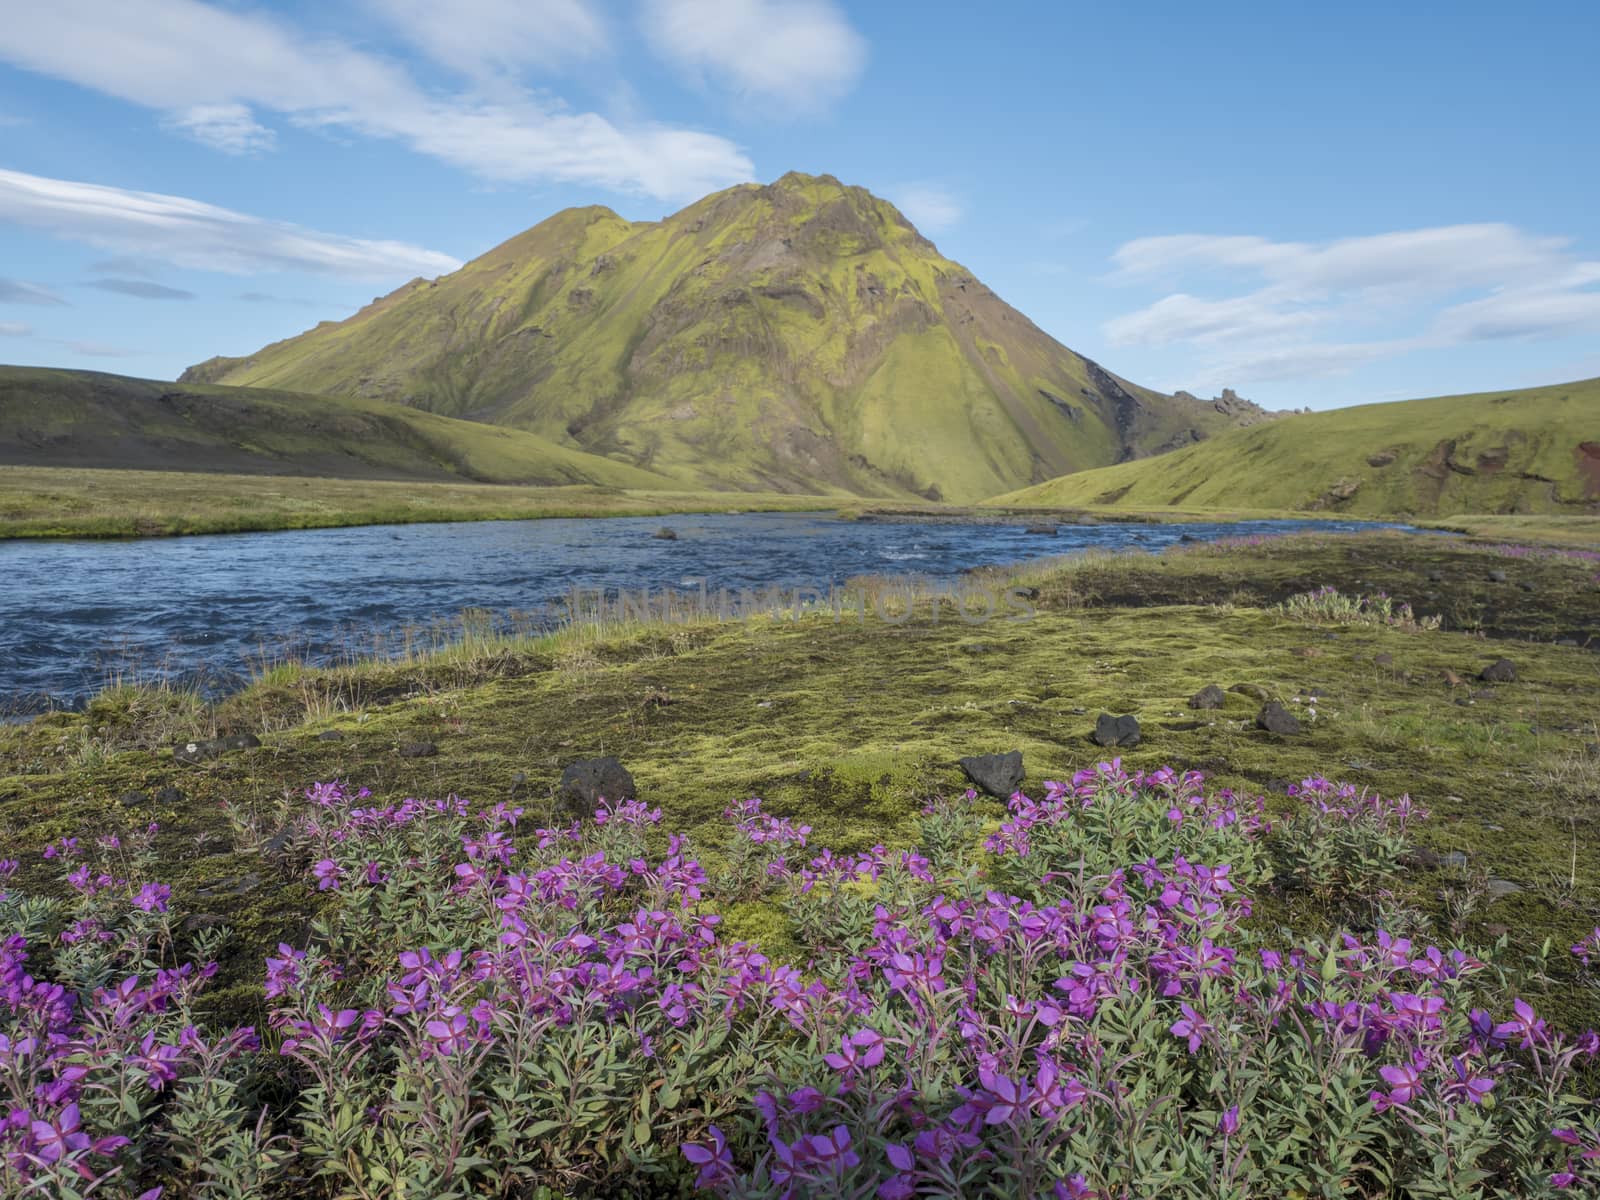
[1,0,1597,409]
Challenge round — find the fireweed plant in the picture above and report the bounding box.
[3,767,1600,1197]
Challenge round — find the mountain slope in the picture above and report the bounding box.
[183,173,1266,503]
[986,378,1600,516]
[0,366,681,489]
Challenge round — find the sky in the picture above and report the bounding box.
[0,0,1597,410]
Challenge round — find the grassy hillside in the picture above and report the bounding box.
[0,366,680,490]
[0,466,836,538]
[988,377,1600,517]
[183,173,1267,503]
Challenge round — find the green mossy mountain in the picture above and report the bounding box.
[182,173,1266,503]
[0,365,679,489]
[990,377,1600,517]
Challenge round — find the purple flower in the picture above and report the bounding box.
[1170,1003,1211,1053]
[1219,1105,1239,1137]
[132,882,172,913]
[312,859,343,891]
[681,1126,733,1189]
[1494,998,1548,1049]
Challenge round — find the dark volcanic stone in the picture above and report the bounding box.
[316,730,345,742]
[154,786,184,806]
[959,750,1025,798]
[653,527,679,541]
[399,741,438,758]
[221,732,261,752]
[1427,570,1444,582]
[262,828,294,858]
[1256,702,1303,735]
[1092,713,1142,748]
[1013,586,1040,600]
[1024,525,1058,535]
[1480,659,1518,683]
[173,738,224,765]
[1486,879,1523,900]
[1487,569,1508,583]
[557,756,637,820]
[1188,684,1227,710]
[118,790,149,808]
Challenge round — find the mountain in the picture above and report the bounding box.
[987,377,1600,516]
[182,172,1268,503]
[0,366,680,489]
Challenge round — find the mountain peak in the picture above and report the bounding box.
[182,177,1262,501]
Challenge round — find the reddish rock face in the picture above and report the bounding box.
[1577,442,1600,499]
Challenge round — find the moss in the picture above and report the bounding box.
[4,532,1600,1027]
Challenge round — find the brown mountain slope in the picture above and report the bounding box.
[184,172,1268,502]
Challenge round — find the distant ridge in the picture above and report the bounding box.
[183,172,1269,502]
[0,366,680,489]
[987,377,1600,517]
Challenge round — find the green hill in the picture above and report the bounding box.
[986,377,1600,517]
[0,366,680,489]
[182,172,1266,503]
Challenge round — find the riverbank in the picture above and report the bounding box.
[3,529,1598,1029]
[0,465,843,539]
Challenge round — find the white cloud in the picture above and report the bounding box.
[1103,289,1323,347]
[1105,223,1600,385]
[86,278,197,300]
[0,168,462,280]
[162,102,277,154]
[887,183,962,234]
[367,0,609,78]
[64,340,140,358]
[0,321,32,336]
[0,277,67,306]
[641,0,867,110]
[0,0,753,200]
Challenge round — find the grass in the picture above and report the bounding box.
[0,465,838,538]
[987,375,1600,518]
[4,529,1600,1027]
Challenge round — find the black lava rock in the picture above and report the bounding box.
[118,790,149,808]
[154,786,184,806]
[1480,659,1518,683]
[557,756,638,820]
[316,730,345,742]
[399,742,438,758]
[959,750,1025,798]
[1092,713,1142,748]
[1188,685,1227,710]
[1024,525,1058,536]
[1256,702,1303,736]
[1487,569,1508,583]
[653,527,679,540]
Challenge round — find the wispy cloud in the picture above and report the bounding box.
[0,167,462,280]
[0,321,31,337]
[161,102,276,154]
[886,183,963,234]
[86,277,197,300]
[0,277,66,306]
[63,340,139,357]
[366,0,609,78]
[0,0,754,200]
[640,0,867,112]
[237,291,323,308]
[1105,223,1600,386]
